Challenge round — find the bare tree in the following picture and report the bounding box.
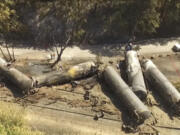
[51,32,72,68]
[12,45,15,62]
[0,41,15,62]
[0,46,8,61]
[6,43,12,61]
[34,1,74,68]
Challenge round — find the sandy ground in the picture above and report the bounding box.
[0,37,180,135]
[0,37,179,60]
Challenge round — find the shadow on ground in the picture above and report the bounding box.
[78,37,180,57]
[135,37,180,46]
[3,80,24,98]
[147,80,179,118]
[1,36,180,57]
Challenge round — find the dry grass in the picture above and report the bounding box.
[0,101,43,135]
[0,101,90,135]
[172,82,180,92]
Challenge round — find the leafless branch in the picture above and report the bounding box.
[12,45,15,62]
[0,46,8,61]
[65,34,71,45]
[6,43,12,61]
[51,34,72,68]
[0,42,15,63]
[55,44,59,55]
[53,34,59,56]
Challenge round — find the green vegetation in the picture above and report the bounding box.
[0,0,180,44]
[0,0,21,36]
[0,101,43,135]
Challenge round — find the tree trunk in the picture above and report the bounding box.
[142,59,180,112]
[0,47,8,62]
[34,61,97,87]
[103,66,151,121]
[126,51,147,100]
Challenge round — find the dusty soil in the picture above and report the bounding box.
[0,37,180,135]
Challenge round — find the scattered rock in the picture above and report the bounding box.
[93,111,104,121]
[84,91,90,100]
[93,114,99,120]
[96,111,104,118]
[109,60,113,64]
[150,56,155,59]
[71,81,78,88]
[122,124,138,133]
